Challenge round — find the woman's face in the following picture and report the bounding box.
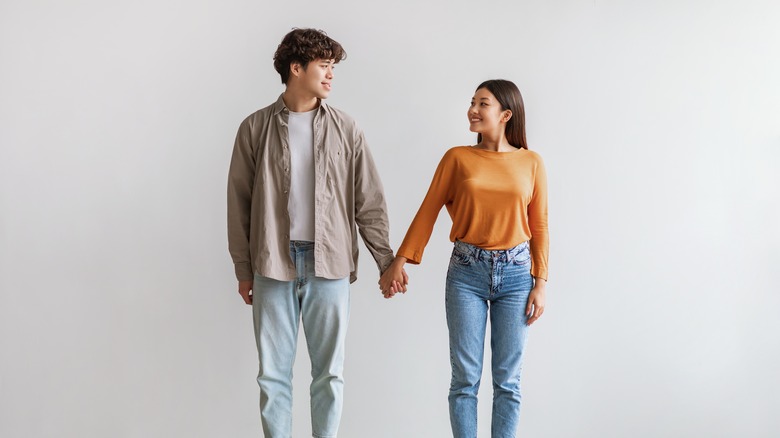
[467,87,510,135]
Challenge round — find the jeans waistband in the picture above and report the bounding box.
[290,240,314,250]
[453,240,529,263]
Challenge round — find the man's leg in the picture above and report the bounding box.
[252,273,301,437]
[299,252,350,438]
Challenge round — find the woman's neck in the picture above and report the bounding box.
[477,135,514,152]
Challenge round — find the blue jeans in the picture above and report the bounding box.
[252,241,350,438]
[446,240,534,438]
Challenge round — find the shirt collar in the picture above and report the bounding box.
[271,93,327,116]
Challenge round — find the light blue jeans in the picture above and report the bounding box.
[252,241,350,438]
[445,240,534,438]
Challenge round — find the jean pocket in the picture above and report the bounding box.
[511,254,531,267]
[450,249,472,267]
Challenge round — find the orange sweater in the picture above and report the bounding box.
[397,146,549,280]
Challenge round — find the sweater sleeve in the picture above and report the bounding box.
[527,154,549,280]
[396,150,455,264]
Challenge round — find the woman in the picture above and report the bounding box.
[380,79,548,437]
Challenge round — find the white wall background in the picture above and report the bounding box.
[2,1,779,437]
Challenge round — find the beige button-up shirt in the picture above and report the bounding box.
[227,94,394,283]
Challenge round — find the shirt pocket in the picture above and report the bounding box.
[324,145,350,190]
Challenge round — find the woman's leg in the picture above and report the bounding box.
[446,243,491,438]
[489,244,533,438]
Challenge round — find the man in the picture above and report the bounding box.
[227,28,406,438]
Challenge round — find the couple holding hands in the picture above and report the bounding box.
[228,28,548,438]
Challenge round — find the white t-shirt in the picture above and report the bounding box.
[287,109,316,241]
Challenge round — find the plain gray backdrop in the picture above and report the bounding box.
[1,0,779,437]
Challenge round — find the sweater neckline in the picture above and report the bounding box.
[465,145,526,159]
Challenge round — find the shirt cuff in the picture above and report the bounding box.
[234,262,253,281]
[376,253,396,274]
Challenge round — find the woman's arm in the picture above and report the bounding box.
[379,149,458,298]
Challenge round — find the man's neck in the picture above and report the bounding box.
[282,89,320,113]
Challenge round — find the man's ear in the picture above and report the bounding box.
[289,62,302,79]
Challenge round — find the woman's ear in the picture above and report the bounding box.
[502,110,513,123]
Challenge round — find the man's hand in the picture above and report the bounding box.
[238,280,253,305]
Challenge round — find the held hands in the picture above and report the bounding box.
[379,257,409,299]
[525,278,546,325]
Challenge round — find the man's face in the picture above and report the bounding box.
[292,58,335,100]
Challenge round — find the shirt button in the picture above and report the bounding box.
[283,190,288,194]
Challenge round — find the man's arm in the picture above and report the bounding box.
[227,118,256,285]
[352,128,396,275]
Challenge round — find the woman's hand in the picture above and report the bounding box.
[526,278,546,325]
[379,257,409,299]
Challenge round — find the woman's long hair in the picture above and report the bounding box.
[476,79,528,150]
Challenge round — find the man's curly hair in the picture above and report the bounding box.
[273,28,347,84]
